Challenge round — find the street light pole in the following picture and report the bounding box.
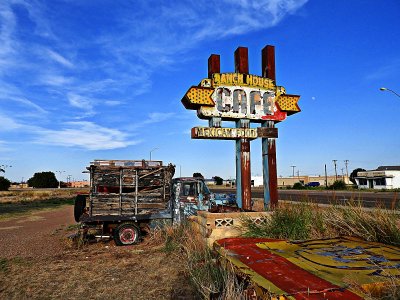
[380,87,400,98]
[55,170,65,189]
[290,165,296,177]
[149,147,158,161]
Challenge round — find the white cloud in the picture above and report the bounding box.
[109,0,308,67]
[144,112,175,124]
[40,74,74,86]
[365,59,400,81]
[67,93,94,114]
[0,113,23,131]
[104,100,122,106]
[9,96,47,114]
[0,140,11,152]
[47,49,74,68]
[35,121,139,150]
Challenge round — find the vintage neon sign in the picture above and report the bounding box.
[182,72,299,123]
[181,45,301,210]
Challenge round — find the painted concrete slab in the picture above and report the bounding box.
[214,236,400,299]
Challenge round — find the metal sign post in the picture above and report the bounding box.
[181,45,300,210]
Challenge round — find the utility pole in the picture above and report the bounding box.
[324,164,328,188]
[344,160,349,183]
[332,160,338,181]
[290,165,296,177]
[55,170,65,189]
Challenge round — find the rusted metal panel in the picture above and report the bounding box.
[261,46,279,210]
[208,54,220,79]
[215,237,400,299]
[234,47,249,74]
[262,45,276,81]
[241,139,251,211]
[257,127,278,138]
[268,128,278,207]
[234,49,252,211]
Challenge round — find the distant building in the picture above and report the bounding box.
[278,175,349,188]
[355,166,400,190]
[70,180,89,188]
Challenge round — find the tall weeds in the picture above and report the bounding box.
[152,222,245,299]
[241,201,400,246]
[323,201,400,246]
[242,202,326,240]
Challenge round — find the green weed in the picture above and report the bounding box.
[0,258,9,273]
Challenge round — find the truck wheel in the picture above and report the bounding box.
[114,223,140,246]
[74,195,87,222]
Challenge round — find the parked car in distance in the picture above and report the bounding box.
[305,182,320,187]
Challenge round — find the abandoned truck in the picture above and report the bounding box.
[74,159,236,245]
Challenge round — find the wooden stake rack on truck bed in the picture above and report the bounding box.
[81,159,175,223]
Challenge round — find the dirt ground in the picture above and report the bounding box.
[0,205,196,299]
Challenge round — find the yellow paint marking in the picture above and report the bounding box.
[275,94,300,114]
[181,86,215,109]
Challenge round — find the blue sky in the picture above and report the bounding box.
[0,0,399,183]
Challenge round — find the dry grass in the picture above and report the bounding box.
[240,202,400,299]
[154,222,246,300]
[241,201,400,246]
[0,232,196,300]
[0,188,88,204]
[0,189,89,220]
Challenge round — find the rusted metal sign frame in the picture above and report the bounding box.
[183,45,300,211]
[234,47,252,211]
[262,45,278,208]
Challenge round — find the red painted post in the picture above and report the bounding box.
[234,47,249,74]
[262,45,275,81]
[235,47,252,211]
[208,54,220,79]
[262,45,278,208]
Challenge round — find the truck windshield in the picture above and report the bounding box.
[203,182,210,195]
[182,183,196,196]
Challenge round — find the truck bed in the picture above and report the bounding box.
[87,160,175,217]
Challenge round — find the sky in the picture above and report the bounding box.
[0,0,399,183]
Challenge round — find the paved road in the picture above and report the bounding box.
[210,188,400,209]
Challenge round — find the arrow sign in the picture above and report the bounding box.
[181,86,215,110]
[275,94,301,115]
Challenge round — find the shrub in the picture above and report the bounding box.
[328,180,347,190]
[242,203,326,240]
[27,172,58,188]
[0,177,11,191]
[292,182,304,190]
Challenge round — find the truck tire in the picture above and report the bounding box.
[74,195,87,222]
[114,222,140,246]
